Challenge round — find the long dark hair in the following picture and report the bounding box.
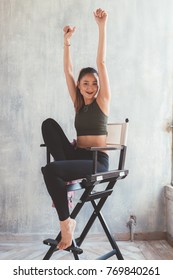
[75,67,99,112]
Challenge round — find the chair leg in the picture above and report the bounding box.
[92,200,124,260]
[75,183,115,247]
[74,199,123,260]
[43,243,57,260]
[43,181,124,260]
[74,183,123,259]
[43,233,61,260]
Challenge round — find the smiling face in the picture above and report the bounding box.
[78,73,99,104]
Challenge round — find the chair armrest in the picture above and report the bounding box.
[40,143,46,147]
[86,145,123,174]
[40,143,51,163]
[86,145,123,151]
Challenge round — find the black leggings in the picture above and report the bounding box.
[41,118,109,221]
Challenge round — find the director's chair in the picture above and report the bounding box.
[41,119,129,260]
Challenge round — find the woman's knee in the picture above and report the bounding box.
[42,118,55,131]
[41,118,63,136]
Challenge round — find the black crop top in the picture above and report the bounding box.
[75,99,108,136]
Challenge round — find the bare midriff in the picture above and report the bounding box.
[77,135,108,153]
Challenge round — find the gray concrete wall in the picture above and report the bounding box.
[0,0,173,237]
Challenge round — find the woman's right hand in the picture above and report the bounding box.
[94,8,108,26]
[63,26,76,45]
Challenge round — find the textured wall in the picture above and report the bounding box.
[0,0,173,237]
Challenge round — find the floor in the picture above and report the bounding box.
[0,235,173,260]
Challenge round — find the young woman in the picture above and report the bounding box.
[41,8,111,251]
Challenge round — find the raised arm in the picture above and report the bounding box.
[94,9,111,115]
[63,26,76,104]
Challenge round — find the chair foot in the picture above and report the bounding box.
[67,246,83,254]
[43,238,83,255]
[43,238,57,246]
